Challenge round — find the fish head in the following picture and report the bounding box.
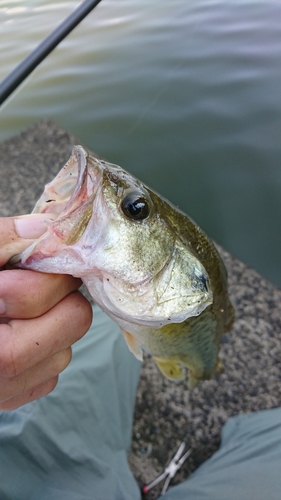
[17,146,213,327]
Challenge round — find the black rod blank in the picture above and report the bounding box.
[0,0,103,106]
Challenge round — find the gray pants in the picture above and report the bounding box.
[1,305,281,500]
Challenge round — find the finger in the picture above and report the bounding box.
[0,291,93,377]
[0,217,33,266]
[0,214,57,267]
[0,348,72,404]
[0,377,59,411]
[0,269,82,319]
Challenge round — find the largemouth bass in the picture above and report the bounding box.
[17,146,234,387]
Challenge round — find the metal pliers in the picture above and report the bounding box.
[142,442,192,496]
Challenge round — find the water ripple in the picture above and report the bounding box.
[0,0,281,285]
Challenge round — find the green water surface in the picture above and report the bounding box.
[0,0,281,286]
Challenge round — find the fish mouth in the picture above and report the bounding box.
[13,146,103,269]
[33,145,101,218]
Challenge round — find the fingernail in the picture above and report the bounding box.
[0,299,6,315]
[14,213,57,239]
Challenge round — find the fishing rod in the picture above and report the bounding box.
[0,0,103,106]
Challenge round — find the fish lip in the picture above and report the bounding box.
[36,145,104,227]
[58,146,103,217]
[13,147,104,267]
[32,145,103,218]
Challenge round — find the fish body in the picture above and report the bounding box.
[18,146,234,386]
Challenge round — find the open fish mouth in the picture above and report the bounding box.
[32,145,101,220]
[13,146,103,268]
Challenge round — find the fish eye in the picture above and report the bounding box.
[121,192,150,221]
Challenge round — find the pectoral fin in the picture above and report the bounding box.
[153,357,184,381]
[121,330,143,361]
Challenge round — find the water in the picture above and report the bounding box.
[1,0,281,287]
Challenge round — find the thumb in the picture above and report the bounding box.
[0,214,57,267]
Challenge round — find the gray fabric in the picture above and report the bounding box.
[165,406,281,499]
[0,305,142,500]
[1,305,281,499]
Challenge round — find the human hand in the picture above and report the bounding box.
[0,215,92,411]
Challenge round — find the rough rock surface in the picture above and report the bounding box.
[1,121,280,499]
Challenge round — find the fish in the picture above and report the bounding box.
[16,145,234,387]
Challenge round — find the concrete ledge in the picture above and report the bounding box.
[1,121,280,499]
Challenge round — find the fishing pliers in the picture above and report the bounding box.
[142,441,192,496]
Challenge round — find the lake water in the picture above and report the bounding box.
[0,0,281,287]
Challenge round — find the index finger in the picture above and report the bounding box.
[0,269,82,319]
[0,290,93,377]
